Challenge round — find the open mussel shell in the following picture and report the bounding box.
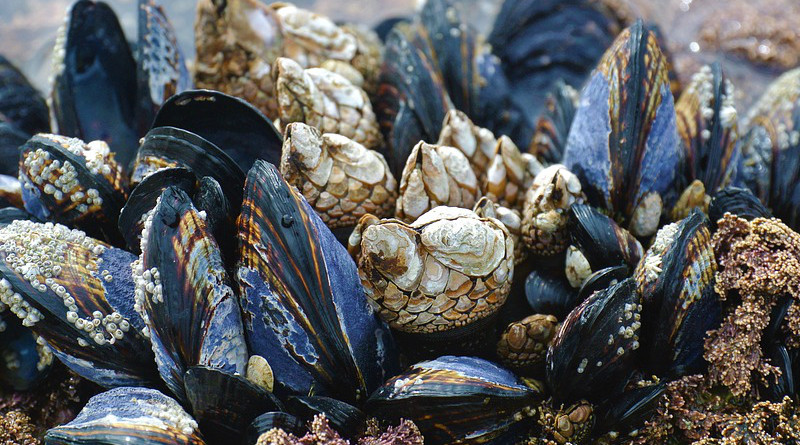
[546,278,641,404]
[50,0,140,167]
[488,0,628,124]
[0,311,50,391]
[563,21,682,238]
[376,28,450,178]
[366,355,541,444]
[44,387,206,445]
[635,210,720,377]
[525,268,578,319]
[135,186,247,402]
[675,63,739,194]
[184,366,282,444]
[0,55,49,136]
[708,187,771,226]
[136,0,191,135]
[237,160,398,404]
[118,167,196,254]
[134,126,245,207]
[287,396,366,439]
[245,412,307,445]
[19,134,128,245]
[568,204,642,272]
[150,90,282,171]
[0,220,157,387]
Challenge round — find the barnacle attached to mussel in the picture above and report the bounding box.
[354,206,514,336]
[280,122,396,229]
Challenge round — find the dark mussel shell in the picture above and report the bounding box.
[708,186,771,226]
[762,344,796,401]
[546,278,641,404]
[184,366,283,444]
[563,21,682,237]
[135,186,247,402]
[596,382,666,436]
[0,310,51,391]
[568,204,642,272]
[634,210,720,377]
[134,126,246,208]
[118,167,196,253]
[237,160,398,404]
[0,206,34,227]
[577,265,629,304]
[136,0,191,136]
[0,122,29,176]
[245,412,307,445]
[44,387,206,445]
[150,90,282,171]
[531,81,578,164]
[0,220,157,387]
[50,0,140,167]
[0,55,49,136]
[376,28,450,178]
[525,268,579,319]
[735,68,800,229]
[19,134,129,245]
[488,0,628,123]
[414,0,533,148]
[675,63,739,194]
[366,355,541,444]
[287,395,366,439]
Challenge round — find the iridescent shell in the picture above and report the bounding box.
[356,206,514,335]
[280,122,396,229]
[562,21,682,237]
[237,160,398,403]
[366,355,541,444]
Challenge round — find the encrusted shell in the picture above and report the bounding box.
[497,313,560,370]
[522,165,586,256]
[274,57,382,149]
[357,206,514,334]
[484,136,543,210]
[280,123,396,228]
[473,197,525,264]
[437,109,497,176]
[396,141,480,223]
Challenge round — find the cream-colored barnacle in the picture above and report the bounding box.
[522,165,585,256]
[418,214,507,277]
[437,109,497,175]
[484,136,543,209]
[361,221,423,292]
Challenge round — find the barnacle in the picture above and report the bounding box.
[0,411,38,445]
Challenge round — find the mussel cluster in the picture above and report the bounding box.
[3,0,800,444]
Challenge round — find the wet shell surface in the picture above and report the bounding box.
[521,165,585,256]
[356,206,514,334]
[280,122,396,228]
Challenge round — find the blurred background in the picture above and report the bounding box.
[2,0,800,108]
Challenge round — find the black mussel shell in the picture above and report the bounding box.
[635,210,720,377]
[44,386,206,444]
[134,126,246,208]
[525,268,579,319]
[0,122,29,176]
[19,134,129,245]
[118,167,196,254]
[136,186,247,402]
[675,63,739,193]
[488,0,628,123]
[596,382,666,436]
[0,310,50,391]
[0,220,157,388]
[376,28,450,178]
[762,344,796,401]
[568,204,642,271]
[0,55,49,136]
[136,0,191,136]
[50,0,140,167]
[546,278,641,404]
[194,176,236,267]
[366,355,541,444]
[531,81,578,164]
[577,265,629,303]
[708,186,771,226]
[374,17,410,42]
[764,297,793,347]
[287,396,366,439]
[151,90,282,171]
[0,206,34,227]
[237,160,398,404]
[245,412,306,445]
[184,366,282,444]
[563,21,682,237]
